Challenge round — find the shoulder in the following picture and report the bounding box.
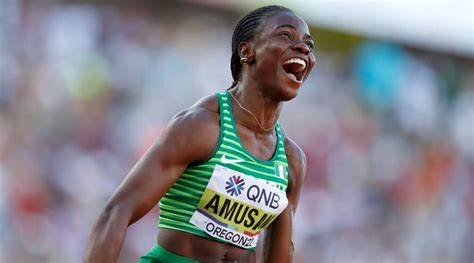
[279,129,307,207]
[282,131,306,175]
[158,94,222,163]
[285,137,306,176]
[171,94,219,127]
[281,129,306,199]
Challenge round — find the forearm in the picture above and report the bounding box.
[263,230,293,262]
[262,209,293,262]
[83,206,131,263]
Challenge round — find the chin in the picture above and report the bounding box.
[274,71,304,101]
[278,84,300,101]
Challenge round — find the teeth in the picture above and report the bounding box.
[283,58,306,69]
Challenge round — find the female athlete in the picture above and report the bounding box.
[84,5,315,262]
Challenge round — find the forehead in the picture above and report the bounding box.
[260,11,310,35]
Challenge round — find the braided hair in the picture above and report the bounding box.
[229,5,292,87]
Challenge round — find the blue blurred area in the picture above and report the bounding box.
[354,42,407,110]
[1,1,473,262]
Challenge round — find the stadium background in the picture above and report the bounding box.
[1,0,473,262]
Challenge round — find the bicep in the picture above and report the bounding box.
[263,139,306,261]
[276,142,306,228]
[105,142,183,224]
[104,111,218,224]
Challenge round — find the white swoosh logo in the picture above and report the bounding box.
[220,154,245,164]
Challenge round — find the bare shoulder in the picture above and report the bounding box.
[161,94,221,163]
[282,133,307,175]
[192,93,220,113]
[281,129,307,205]
[171,95,219,138]
[173,94,219,124]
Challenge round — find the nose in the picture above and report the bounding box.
[292,41,311,55]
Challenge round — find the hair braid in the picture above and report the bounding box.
[230,5,292,82]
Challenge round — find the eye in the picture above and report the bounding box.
[306,42,314,50]
[280,32,292,40]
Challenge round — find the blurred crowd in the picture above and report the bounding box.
[1,1,473,262]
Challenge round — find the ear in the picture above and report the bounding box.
[238,42,255,63]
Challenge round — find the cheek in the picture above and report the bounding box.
[308,55,316,72]
[257,54,275,69]
[256,46,283,74]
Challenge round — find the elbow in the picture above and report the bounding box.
[83,210,112,262]
[94,206,116,230]
[101,201,133,225]
[83,205,128,262]
[93,202,132,230]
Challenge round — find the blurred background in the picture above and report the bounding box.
[1,0,473,262]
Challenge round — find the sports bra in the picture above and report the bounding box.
[158,91,289,250]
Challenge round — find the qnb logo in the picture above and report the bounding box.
[225,175,245,196]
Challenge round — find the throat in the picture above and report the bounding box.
[229,89,281,133]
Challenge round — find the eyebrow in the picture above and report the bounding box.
[275,24,314,41]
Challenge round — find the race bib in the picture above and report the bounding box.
[190,165,288,248]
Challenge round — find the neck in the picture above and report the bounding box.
[229,81,282,134]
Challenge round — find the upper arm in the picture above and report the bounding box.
[284,137,307,213]
[262,136,306,261]
[104,98,220,224]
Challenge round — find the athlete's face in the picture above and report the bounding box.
[250,11,316,100]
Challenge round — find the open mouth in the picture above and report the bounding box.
[282,58,306,83]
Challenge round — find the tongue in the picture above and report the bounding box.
[286,71,298,82]
[283,63,305,73]
[283,64,304,82]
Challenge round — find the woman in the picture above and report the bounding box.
[84,5,315,263]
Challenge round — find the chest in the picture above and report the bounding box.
[235,125,278,161]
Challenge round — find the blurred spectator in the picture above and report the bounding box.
[1,1,472,262]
